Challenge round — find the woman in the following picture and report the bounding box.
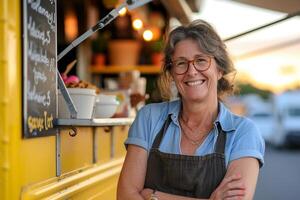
[117,19,265,200]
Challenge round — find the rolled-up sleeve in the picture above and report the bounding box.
[229,119,265,167]
[125,106,151,151]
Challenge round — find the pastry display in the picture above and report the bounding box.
[60,60,101,94]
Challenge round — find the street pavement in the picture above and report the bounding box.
[254,145,300,200]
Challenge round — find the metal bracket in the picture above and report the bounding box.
[55,131,61,177]
[92,128,98,163]
[110,127,115,158]
[57,73,78,118]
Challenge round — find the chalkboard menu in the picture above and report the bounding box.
[23,0,57,138]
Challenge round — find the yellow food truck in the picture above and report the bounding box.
[0,0,134,199]
[2,0,299,199]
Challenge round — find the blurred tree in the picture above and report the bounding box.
[237,83,272,99]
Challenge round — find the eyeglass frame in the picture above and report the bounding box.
[168,55,213,75]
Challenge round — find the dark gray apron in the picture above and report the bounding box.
[144,115,227,198]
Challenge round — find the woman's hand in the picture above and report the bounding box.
[210,173,246,200]
[141,188,153,200]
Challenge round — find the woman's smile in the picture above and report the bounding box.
[184,79,205,86]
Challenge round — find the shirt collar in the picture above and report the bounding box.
[167,100,236,132]
[167,99,181,123]
[215,102,236,132]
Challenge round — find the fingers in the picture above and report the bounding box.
[212,173,246,200]
[220,173,242,187]
[223,189,245,198]
[140,188,153,200]
[225,180,245,191]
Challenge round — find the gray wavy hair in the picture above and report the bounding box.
[158,19,236,100]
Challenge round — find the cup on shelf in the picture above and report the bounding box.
[93,94,119,118]
[58,88,97,119]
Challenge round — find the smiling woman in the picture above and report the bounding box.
[117,19,265,200]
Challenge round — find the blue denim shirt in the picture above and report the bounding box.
[125,100,265,167]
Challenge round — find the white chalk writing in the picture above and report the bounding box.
[49,57,55,72]
[27,81,51,106]
[28,16,51,46]
[28,41,49,66]
[33,67,47,84]
[27,0,55,31]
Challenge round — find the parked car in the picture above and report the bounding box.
[248,109,276,143]
[243,96,275,142]
[270,90,300,147]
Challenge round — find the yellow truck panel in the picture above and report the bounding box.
[0,1,130,199]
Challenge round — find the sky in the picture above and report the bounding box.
[192,0,300,93]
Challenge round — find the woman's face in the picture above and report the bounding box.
[170,39,222,103]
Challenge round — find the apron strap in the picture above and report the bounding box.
[214,122,226,154]
[151,114,172,149]
[151,115,227,154]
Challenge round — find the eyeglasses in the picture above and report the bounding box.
[170,55,212,75]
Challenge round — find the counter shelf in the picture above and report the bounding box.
[53,117,134,177]
[54,117,134,127]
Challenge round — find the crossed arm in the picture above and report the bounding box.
[117,145,260,200]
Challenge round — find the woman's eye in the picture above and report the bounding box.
[195,58,206,64]
[176,61,187,66]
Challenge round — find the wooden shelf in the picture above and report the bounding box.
[90,65,162,75]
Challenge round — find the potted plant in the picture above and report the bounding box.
[107,15,142,66]
[91,32,110,66]
[149,37,164,66]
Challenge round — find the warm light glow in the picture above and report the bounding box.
[191,0,300,93]
[64,11,78,42]
[132,19,143,30]
[148,26,161,41]
[234,50,300,93]
[192,0,286,39]
[143,30,153,41]
[118,7,127,16]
